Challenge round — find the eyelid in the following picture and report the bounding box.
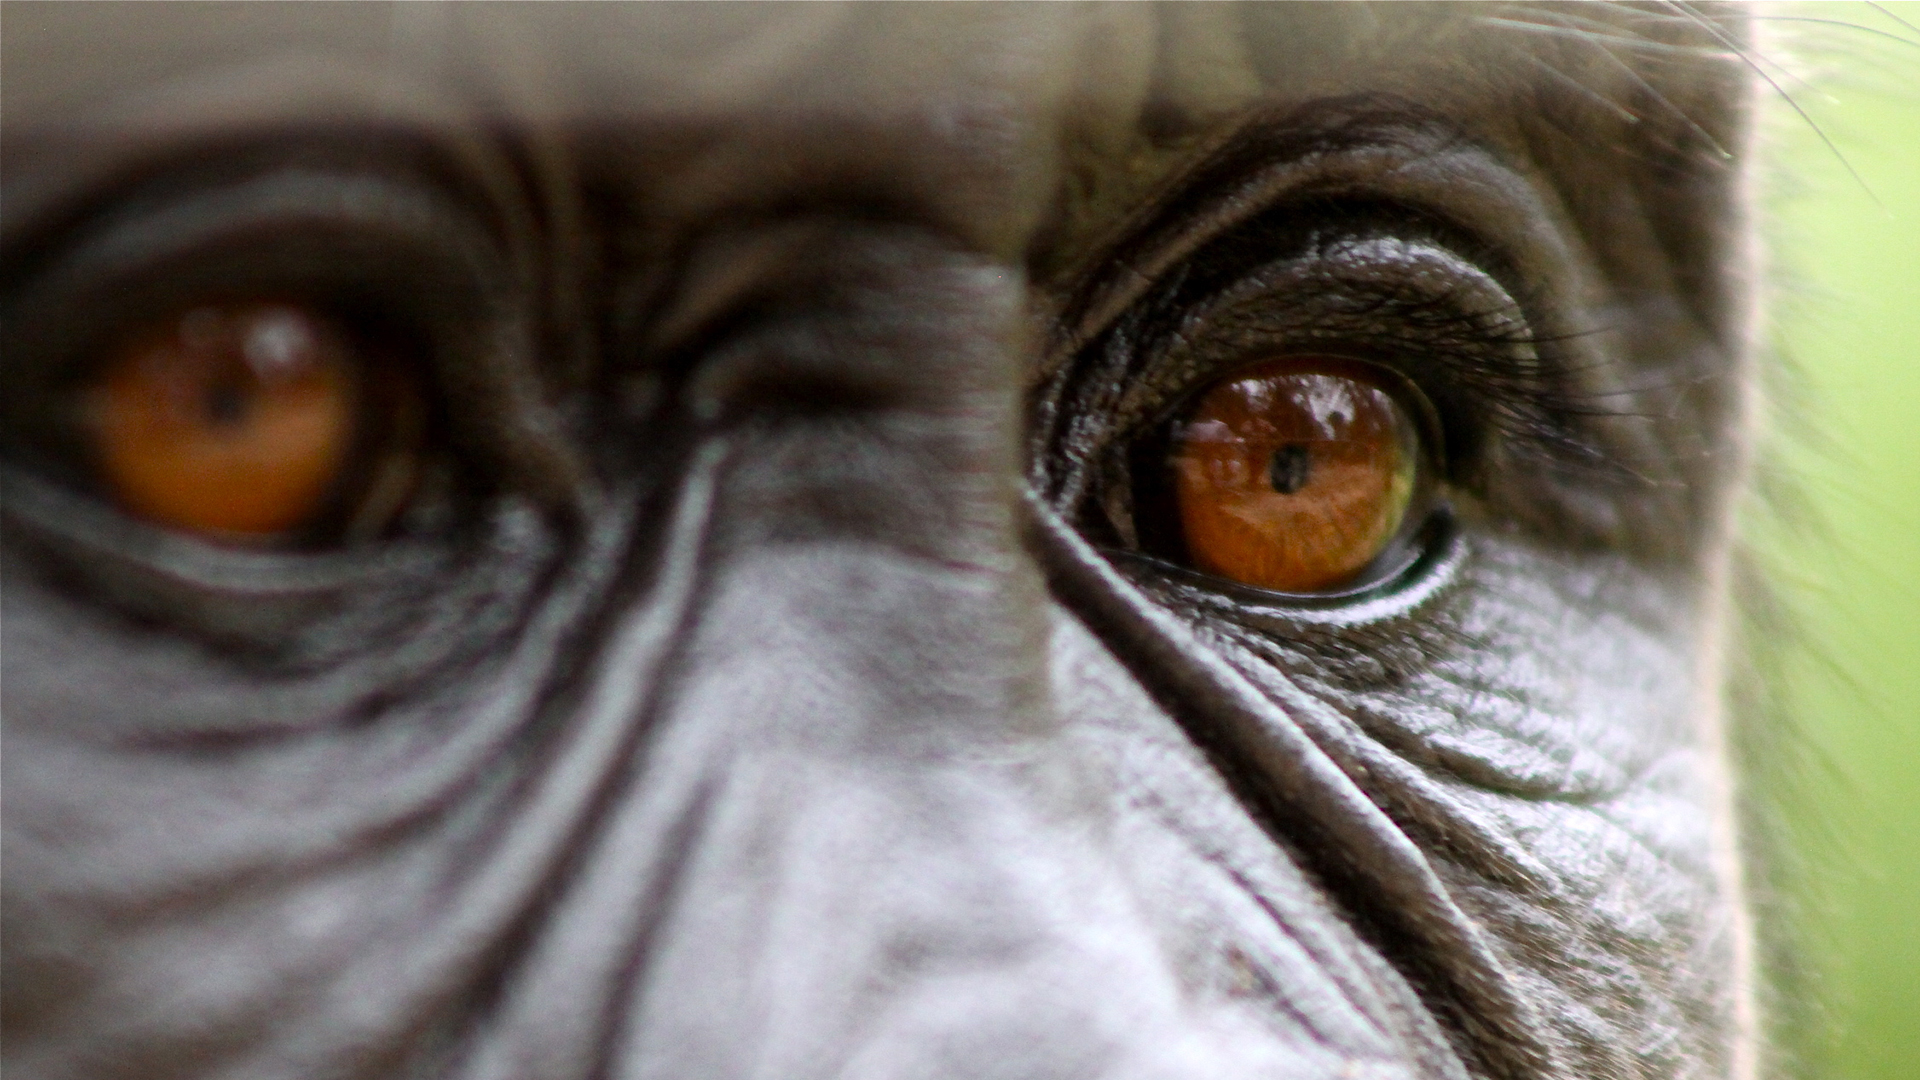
[1116,232,1536,446]
[3,170,501,325]
[1104,510,1457,612]
[1101,508,1465,623]
[0,463,451,597]
[1048,114,1553,358]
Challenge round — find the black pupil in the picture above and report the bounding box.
[205,382,249,426]
[1268,443,1311,494]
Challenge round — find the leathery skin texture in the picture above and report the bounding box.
[1,4,1761,1079]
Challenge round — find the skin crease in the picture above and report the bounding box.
[0,4,1765,1080]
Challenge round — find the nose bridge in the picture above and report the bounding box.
[672,220,1033,569]
[495,226,1220,1078]
[677,218,1045,726]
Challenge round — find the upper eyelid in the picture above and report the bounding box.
[1071,226,1542,457]
[3,168,501,300]
[1046,110,1553,361]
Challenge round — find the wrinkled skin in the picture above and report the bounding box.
[0,4,1762,1079]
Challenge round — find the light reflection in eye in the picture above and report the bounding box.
[1167,357,1421,593]
[81,302,425,544]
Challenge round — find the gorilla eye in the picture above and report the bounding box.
[81,301,426,544]
[1153,356,1437,595]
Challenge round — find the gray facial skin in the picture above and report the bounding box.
[1,4,1762,1079]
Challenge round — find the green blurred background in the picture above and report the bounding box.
[1764,3,1919,1074]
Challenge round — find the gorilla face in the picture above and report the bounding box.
[1,4,1760,1079]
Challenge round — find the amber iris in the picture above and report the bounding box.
[85,304,358,539]
[1169,357,1419,593]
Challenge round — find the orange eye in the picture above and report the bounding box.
[84,303,363,540]
[1168,357,1424,593]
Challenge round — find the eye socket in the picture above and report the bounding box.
[1156,356,1436,594]
[80,302,427,544]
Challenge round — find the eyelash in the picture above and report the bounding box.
[1026,197,1648,606]
[1057,284,1554,490]
[1328,291,1605,477]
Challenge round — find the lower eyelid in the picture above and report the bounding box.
[1100,506,1459,617]
[0,464,446,594]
